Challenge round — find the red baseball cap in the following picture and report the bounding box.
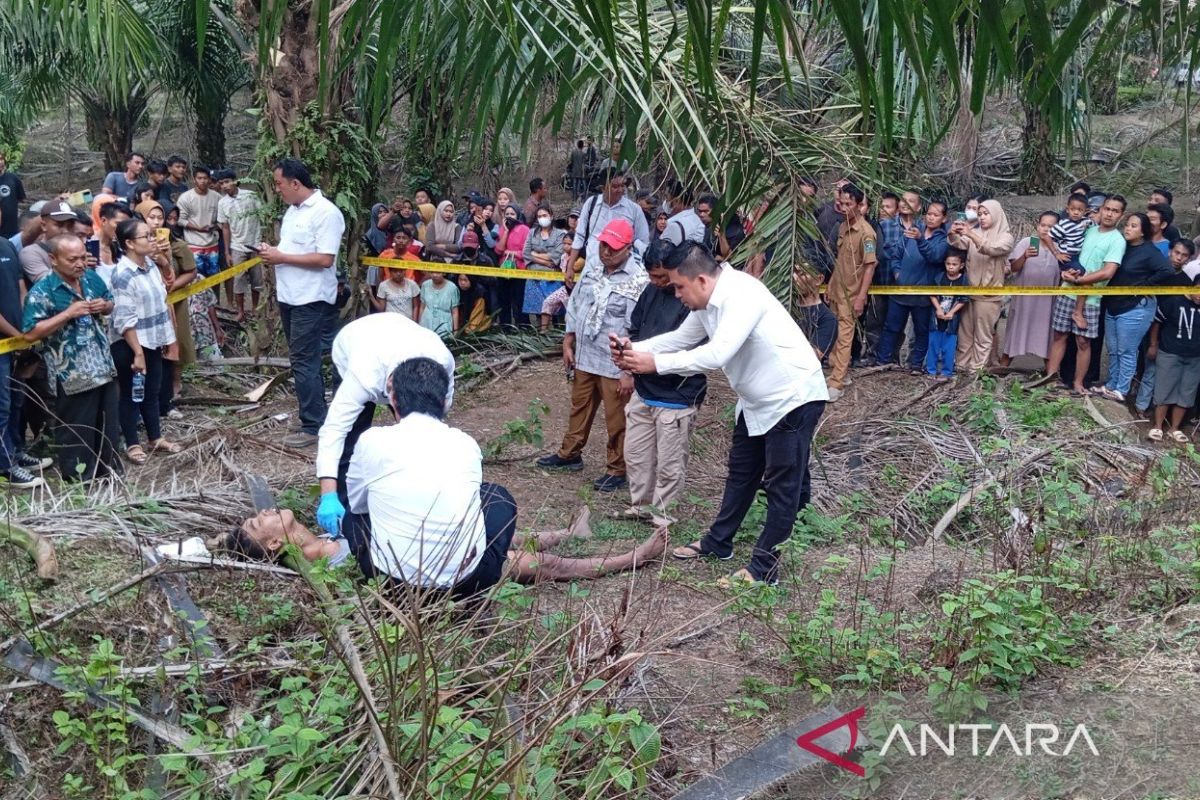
[597,219,635,250]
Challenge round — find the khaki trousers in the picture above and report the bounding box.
[624,393,697,523]
[557,369,626,476]
[826,290,857,389]
[955,299,1002,373]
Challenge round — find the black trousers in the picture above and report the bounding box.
[336,402,377,508]
[54,381,123,481]
[111,340,163,447]
[701,401,825,582]
[343,482,518,600]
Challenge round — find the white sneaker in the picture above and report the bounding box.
[827,387,843,402]
[166,408,185,420]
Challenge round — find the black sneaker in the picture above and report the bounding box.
[16,453,52,470]
[536,454,584,471]
[3,465,44,489]
[593,474,628,492]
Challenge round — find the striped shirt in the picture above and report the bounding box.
[111,255,177,350]
[1050,217,1089,256]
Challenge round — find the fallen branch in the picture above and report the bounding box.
[0,520,58,581]
[211,356,292,368]
[245,369,293,402]
[0,562,168,654]
[930,446,1056,542]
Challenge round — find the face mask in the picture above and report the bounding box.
[505,217,518,229]
[538,217,551,228]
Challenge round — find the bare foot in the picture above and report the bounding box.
[631,526,670,567]
[1072,309,1088,330]
[236,310,246,323]
[567,506,592,539]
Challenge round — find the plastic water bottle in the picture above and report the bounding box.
[131,372,145,404]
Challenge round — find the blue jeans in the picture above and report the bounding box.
[193,250,220,278]
[0,355,15,471]
[1136,359,1157,412]
[279,301,337,434]
[876,301,930,368]
[1104,300,1156,395]
[926,329,958,376]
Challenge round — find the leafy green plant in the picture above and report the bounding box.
[487,398,551,458]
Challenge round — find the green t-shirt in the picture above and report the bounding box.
[1065,226,1125,308]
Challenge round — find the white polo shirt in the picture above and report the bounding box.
[633,266,828,434]
[316,313,457,479]
[276,189,345,305]
[346,413,486,588]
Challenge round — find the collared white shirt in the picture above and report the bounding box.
[571,194,651,260]
[316,313,456,479]
[277,189,345,305]
[111,255,176,350]
[217,189,263,251]
[633,267,828,435]
[346,413,486,588]
[660,207,707,247]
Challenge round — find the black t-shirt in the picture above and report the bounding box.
[0,173,26,237]
[1106,241,1176,316]
[629,284,706,407]
[0,238,23,330]
[1156,296,1200,358]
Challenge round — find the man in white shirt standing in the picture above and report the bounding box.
[257,158,346,448]
[216,168,263,318]
[345,357,517,598]
[612,244,828,586]
[565,168,649,287]
[312,313,457,536]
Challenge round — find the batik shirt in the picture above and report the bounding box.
[23,270,116,395]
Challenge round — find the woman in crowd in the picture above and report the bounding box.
[522,204,565,327]
[110,219,182,463]
[135,200,194,419]
[1001,211,1060,369]
[494,205,530,327]
[213,506,668,584]
[652,211,669,243]
[424,201,463,263]
[1096,212,1177,402]
[947,199,1014,372]
[496,187,517,219]
[456,273,493,334]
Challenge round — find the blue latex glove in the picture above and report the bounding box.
[317,492,346,537]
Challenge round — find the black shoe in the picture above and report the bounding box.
[593,474,628,492]
[856,357,879,368]
[3,465,44,489]
[536,453,584,471]
[16,453,53,470]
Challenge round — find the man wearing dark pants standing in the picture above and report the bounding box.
[612,244,828,586]
[257,158,346,448]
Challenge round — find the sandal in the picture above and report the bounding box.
[672,541,733,561]
[1148,428,1164,442]
[1169,430,1189,444]
[150,438,183,454]
[126,445,148,465]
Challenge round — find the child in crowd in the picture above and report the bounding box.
[1148,285,1200,442]
[1049,193,1092,330]
[419,272,460,337]
[926,249,969,380]
[791,266,837,360]
[539,231,576,332]
[369,267,421,320]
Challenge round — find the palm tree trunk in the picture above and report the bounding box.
[1018,94,1059,194]
[78,87,149,171]
[194,104,227,168]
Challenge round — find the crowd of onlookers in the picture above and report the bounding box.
[2,140,1199,498]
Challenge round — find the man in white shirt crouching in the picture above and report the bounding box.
[612,243,828,587]
[344,357,517,598]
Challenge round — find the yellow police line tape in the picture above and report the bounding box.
[361,256,567,282]
[0,256,263,356]
[862,284,1200,296]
